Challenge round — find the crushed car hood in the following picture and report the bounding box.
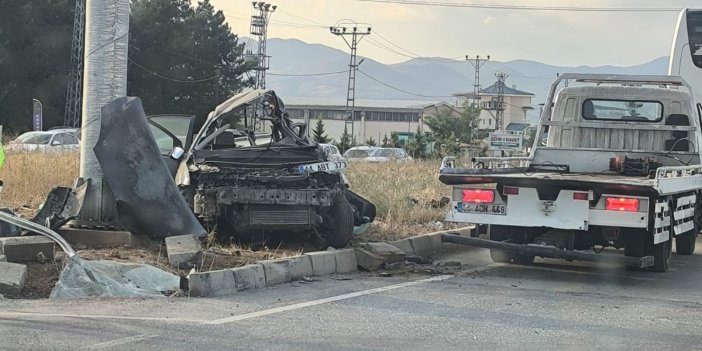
[94,97,206,238]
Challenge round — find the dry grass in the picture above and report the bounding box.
[0,152,453,241]
[344,160,453,241]
[0,151,79,212]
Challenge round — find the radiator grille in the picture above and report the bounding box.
[249,208,311,226]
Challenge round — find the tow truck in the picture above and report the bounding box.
[440,74,702,272]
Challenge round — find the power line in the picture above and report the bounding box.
[268,70,348,76]
[128,58,220,83]
[358,69,452,98]
[353,0,681,12]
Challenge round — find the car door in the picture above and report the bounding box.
[146,115,196,177]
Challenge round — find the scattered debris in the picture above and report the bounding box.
[405,255,432,265]
[378,272,393,277]
[436,261,461,267]
[383,261,404,270]
[51,258,180,299]
[0,208,19,237]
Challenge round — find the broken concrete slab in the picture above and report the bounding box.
[355,248,385,271]
[165,234,202,268]
[58,228,132,249]
[288,256,313,280]
[260,258,292,285]
[361,242,406,263]
[0,236,54,262]
[0,261,26,296]
[333,249,357,273]
[388,238,414,256]
[409,234,441,257]
[304,251,336,276]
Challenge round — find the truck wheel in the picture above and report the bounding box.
[646,238,671,273]
[675,231,696,255]
[488,225,535,265]
[323,197,354,249]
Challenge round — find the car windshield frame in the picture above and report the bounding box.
[16,132,52,145]
[344,149,372,158]
[370,148,395,157]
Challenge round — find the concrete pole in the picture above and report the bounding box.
[76,0,130,226]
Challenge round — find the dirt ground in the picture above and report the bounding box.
[15,239,314,299]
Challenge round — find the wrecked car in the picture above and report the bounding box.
[146,90,376,248]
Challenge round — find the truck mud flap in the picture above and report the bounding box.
[345,190,376,226]
[441,233,655,269]
[94,97,206,239]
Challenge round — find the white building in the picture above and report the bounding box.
[284,97,435,143]
[452,82,534,131]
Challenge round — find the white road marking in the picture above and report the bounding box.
[0,311,202,324]
[204,274,455,325]
[78,334,158,350]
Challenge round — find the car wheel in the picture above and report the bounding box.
[323,196,354,249]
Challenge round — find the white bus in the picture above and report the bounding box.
[669,8,702,103]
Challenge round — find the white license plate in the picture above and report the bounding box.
[458,202,507,215]
[297,160,348,173]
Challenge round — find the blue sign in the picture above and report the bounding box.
[32,98,43,131]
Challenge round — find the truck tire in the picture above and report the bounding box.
[488,225,535,265]
[646,238,671,273]
[675,231,696,255]
[323,197,354,249]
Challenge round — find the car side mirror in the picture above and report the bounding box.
[169,146,185,160]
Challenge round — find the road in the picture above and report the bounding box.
[1,245,702,350]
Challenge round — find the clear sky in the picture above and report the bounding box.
[210,0,700,67]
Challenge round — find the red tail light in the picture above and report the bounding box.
[605,197,639,212]
[462,189,494,203]
[573,192,589,201]
[503,186,519,195]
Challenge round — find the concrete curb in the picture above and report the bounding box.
[188,227,474,297]
[189,249,358,297]
[387,226,475,257]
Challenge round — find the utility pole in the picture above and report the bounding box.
[494,73,509,131]
[466,55,489,106]
[249,2,276,89]
[63,0,85,128]
[330,21,371,140]
[75,0,130,228]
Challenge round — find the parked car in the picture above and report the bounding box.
[343,145,377,161]
[319,143,344,161]
[366,147,413,163]
[6,130,80,152]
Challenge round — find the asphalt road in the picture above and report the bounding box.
[1,245,702,350]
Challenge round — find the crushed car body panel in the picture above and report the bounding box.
[94,97,206,238]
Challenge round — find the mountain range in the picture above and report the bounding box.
[262,38,669,120]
